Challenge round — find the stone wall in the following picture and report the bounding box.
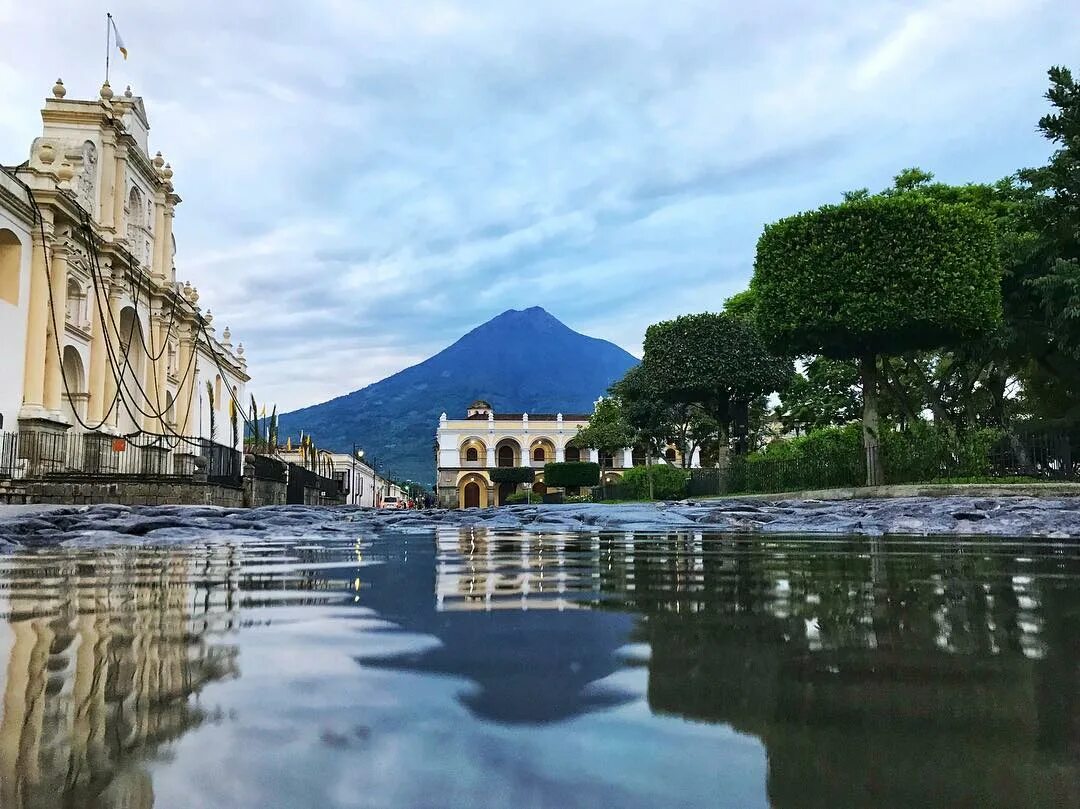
[0,477,245,507]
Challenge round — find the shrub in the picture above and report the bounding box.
[725,422,1006,493]
[545,462,600,488]
[503,491,535,505]
[489,466,535,484]
[620,465,690,500]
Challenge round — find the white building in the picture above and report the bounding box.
[435,400,701,508]
[0,78,248,457]
[276,447,400,507]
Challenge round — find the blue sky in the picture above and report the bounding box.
[1,0,1078,410]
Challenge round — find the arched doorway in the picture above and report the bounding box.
[0,228,21,305]
[463,481,481,508]
[116,307,146,435]
[497,445,515,467]
[61,345,86,425]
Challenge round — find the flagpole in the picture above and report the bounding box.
[105,13,112,84]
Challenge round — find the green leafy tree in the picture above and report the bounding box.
[642,312,791,463]
[1012,66,1080,424]
[573,396,634,456]
[753,194,1000,484]
[777,356,861,435]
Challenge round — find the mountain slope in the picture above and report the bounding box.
[277,307,638,484]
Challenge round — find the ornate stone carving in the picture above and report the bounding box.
[75,141,97,211]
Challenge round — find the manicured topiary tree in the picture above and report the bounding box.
[544,462,601,488]
[642,312,791,461]
[488,466,535,484]
[753,194,1000,484]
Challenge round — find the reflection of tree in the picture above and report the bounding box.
[618,536,1080,808]
[0,547,240,809]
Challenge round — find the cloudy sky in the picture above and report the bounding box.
[1,1,1077,410]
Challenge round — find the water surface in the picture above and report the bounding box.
[0,522,1077,808]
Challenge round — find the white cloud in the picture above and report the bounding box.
[0,0,1076,410]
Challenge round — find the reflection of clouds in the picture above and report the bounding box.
[0,547,241,809]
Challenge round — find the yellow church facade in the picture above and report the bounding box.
[0,78,248,459]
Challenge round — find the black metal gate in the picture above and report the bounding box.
[286,463,310,504]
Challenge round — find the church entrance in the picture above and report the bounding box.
[463,481,481,508]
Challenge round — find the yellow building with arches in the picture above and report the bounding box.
[435,400,700,508]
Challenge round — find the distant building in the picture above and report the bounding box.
[276,445,400,507]
[435,400,701,508]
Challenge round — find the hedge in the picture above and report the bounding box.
[620,465,690,500]
[544,461,600,488]
[488,466,535,484]
[726,423,1005,493]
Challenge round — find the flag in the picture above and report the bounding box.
[110,15,128,60]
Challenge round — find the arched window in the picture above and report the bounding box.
[565,446,581,463]
[666,448,677,463]
[0,229,21,306]
[165,391,175,426]
[533,447,545,461]
[465,447,478,462]
[632,448,646,466]
[66,276,83,326]
[497,445,514,467]
[599,450,614,468]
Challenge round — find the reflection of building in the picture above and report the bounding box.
[435,400,701,508]
[0,78,247,447]
[0,547,239,807]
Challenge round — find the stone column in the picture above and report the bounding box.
[151,196,167,281]
[176,323,196,435]
[161,199,176,282]
[43,239,70,415]
[141,308,164,433]
[589,448,599,464]
[99,132,116,229]
[20,216,53,412]
[622,448,634,468]
[103,269,125,429]
[111,144,128,236]
[86,269,109,424]
[690,446,702,468]
[555,444,565,462]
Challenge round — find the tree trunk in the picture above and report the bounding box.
[861,352,883,486]
[645,450,655,500]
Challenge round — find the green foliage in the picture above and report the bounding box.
[642,312,792,441]
[777,356,861,434]
[488,466,535,484]
[727,423,1006,493]
[574,396,635,453]
[620,465,689,500]
[753,194,1002,359]
[544,461,600,488]
[880,423,1003,484]
[503,491,533,505]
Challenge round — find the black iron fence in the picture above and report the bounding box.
[586,429,1080,500]
[252,453,287,483]
[0,430,242,487]
[285,462,343,504]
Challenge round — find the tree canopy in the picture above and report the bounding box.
[753,194,1002,359]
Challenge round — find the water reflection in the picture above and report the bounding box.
[0,525,1076,808]
[0,548,241,808]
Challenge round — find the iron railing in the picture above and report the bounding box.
[252,453,288,483]
[0,430,242,487]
